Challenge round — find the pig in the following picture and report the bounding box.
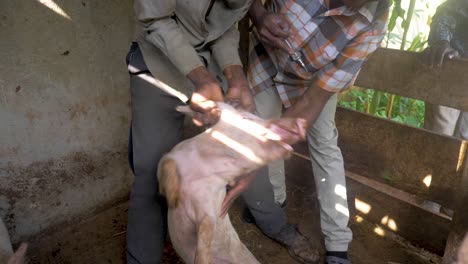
[0,218,27,264]
[459,233,468,264]
[157,102,306,264]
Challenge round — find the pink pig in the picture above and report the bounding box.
[157,102,306,264]
[0,218,27,264]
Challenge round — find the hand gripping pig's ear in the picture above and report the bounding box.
[266,118,307,145]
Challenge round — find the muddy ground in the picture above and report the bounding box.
[25,157,441,264]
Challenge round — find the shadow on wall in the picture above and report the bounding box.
[0,0,135,242]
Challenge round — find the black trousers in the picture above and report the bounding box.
[125,43,285,264]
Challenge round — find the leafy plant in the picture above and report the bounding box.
[338,0,442,128]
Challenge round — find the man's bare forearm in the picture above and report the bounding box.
[283,83,334,130]
[187,66,218,89]
[224,65,246,87]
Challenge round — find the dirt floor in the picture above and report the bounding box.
[25,157,442,264]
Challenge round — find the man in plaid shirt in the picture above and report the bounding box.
[224,0,390,263]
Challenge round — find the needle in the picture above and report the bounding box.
[284,39,308,71]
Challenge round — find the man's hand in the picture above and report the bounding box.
[249,0,293,54]
[224,65,256,112]
[283,82,334,128]
[428,41,460,67]
[187,66,224,126]
[220,172,257,218]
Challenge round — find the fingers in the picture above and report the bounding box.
[269,15,290,38]
[225,98,242,109]
[447,49,460,60]
[258,14,294,54]
[189,92,222,126]
[220,188,238,218]
[436,48,448,67]
[226,87,256,113]
[190,108,221,126]
[190,93,218,111]
[259,28,293,54]
[267,118,308,144]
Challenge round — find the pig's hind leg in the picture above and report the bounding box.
[212,217,260,264]
[194,216,215,264]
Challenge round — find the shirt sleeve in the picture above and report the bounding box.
[210,25,243,70]
[134,0,204,76]
[316,12,389,92]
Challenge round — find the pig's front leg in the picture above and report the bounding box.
[194,216,215,264]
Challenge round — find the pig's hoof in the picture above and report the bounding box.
[270,224,321,264]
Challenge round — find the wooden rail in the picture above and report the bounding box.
[356,48,468,112]
[335,107,465,209]
[354,48,468,263]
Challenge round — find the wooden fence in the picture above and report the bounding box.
[236,17,467,262]
[294,48,468,263]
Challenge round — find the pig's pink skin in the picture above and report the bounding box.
[158,102,306,264]
[1,218,27,264]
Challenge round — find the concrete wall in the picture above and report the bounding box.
[0,0,135,241]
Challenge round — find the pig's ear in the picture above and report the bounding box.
[157,158,181,208]
[267,118,307,144]
[176,105,194,115]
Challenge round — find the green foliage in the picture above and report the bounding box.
[338,87,426,128]
[338,0,436,128]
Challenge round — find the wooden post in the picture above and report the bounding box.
[443,142,468,264]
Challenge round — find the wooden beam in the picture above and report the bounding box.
[334,107,465,209]
[345,171,451,221]
[286,154,451,255]
[348,178,450,255]
[443,145,468,263]
[355,48,468,112]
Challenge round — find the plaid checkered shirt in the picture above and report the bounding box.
[247,0,391,108]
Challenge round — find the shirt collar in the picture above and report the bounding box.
[321,0,379,23]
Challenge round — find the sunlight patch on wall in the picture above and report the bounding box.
[355,198,371,214]
[457,141,467,172]
[374,226,385,236]
[355,215,364,223]
[381,215,398,231]
[423,174,432,188]
[37,0,72,20]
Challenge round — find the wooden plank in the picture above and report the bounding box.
[348,179,450,255]
[286,154,451,255]
[334,107,465,209]
[355,48,468,112]
[443,145,468,264]
[345,171,451,221]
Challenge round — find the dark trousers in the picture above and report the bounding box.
[125,43,285,264]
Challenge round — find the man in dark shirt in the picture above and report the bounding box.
[425,0,468,140]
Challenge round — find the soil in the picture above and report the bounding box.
[25,158,441,264]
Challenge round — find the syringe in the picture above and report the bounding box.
[284,39,308,71]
